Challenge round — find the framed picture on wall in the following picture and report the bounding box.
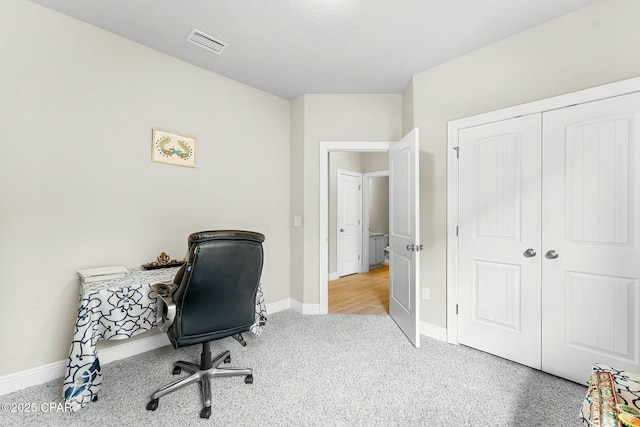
[151,129,196,168]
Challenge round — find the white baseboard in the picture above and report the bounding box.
[420,321,447,342]
[0,359,68,397]
[289,299,320,314]
[289,298,303,313]
[328,272,339,281]
[0,333,171,396]
[0,298,294,397]
[0,300,441,397]
[98,333,171,365]
[302,303,320,315]
[265,298,291,314]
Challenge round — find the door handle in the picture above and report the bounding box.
[523,248,537,258]
[340,228,344,232]
[545,250,559,259]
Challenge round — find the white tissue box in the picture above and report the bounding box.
[77,266,128,283]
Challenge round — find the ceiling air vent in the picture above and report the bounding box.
[186,29,228,55]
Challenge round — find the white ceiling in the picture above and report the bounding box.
[29,0,599,99]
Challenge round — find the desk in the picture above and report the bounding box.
[579,363,640,426]
[62,267,266,412]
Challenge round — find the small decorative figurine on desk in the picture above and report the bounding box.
[142,252,185,270]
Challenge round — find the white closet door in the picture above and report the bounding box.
[458,114,542,369]
[542,92,640,383]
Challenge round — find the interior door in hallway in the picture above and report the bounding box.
[458,114,543,369]
[542,92,640,383]
[388,128,420,348]
[338,170,362,277]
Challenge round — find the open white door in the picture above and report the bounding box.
[389,128,420,347]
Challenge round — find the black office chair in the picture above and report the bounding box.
[146,230,265,419]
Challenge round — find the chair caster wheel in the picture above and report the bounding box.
[224,355,231,364]
[91,395,98,402]
[245,374,253,384]
[172,366,181,375]
[146,399,159,411]
[200,406,211,419]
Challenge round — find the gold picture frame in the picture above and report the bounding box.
[151,129,196,168]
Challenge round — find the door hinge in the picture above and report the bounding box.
[358,184,362,190]
[454,146,459,158]
[358,254,360,260]
[456,226,459,236]
[456,304,458,315]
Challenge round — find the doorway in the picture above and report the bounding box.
[319,141,393,315]
[329,154,390,314]
[320,130,421,347]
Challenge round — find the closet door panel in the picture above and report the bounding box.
[458,113,542,369]
[542,91,640,384]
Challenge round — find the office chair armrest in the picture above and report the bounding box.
[152,282,177,332]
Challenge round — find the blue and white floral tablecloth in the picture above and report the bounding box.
[62,267,266,412]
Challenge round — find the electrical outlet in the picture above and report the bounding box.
[422,287,430,300]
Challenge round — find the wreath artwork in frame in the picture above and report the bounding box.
[151,129,196,168]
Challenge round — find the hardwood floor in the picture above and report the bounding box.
[328,263,389,315]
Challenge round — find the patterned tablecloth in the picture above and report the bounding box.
[62,267,266,412]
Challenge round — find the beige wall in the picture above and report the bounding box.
[363,152,390,237]
[293,95,403,304]
[402,78,414,135]
[289,96,305,302]
[410,0,640,328]
[362,152,388,173]
[1,0,290,375]
[368,177,389,235]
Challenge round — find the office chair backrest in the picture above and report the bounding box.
[168,230,265,348]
